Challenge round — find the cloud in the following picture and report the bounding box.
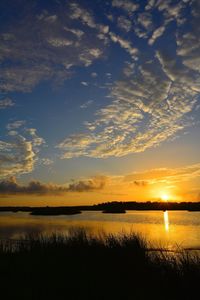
[1,162,199,196]
[67,176,108,192]
[112,0,139,13]
[0,123,45,179]
[145,0,156,11]
[0,0,192,94]
[133,181,148,187]
[122,163,200,185]
[155,0,185,25]
[64,26,84,38]
[69,2,97,29]
[133,0,187,40]
[156,49,200,92]
[176,1,200,74]
[0,135,36,178]
[117,16,132,32]
[0,177,66,195]
[0,1,108,93]
[148,26,166,45]
[0,97,15,109]
[137,12,153,30]
[0,175,107,196]
[57,133,95,159]
[40,158,54,166]
[91,72,98,78]
[109,32,138,59]
[58,0,200,159]
[47,37,73,47]
[2,0,200,163]
[69,2,109,44]
[80,100,93,109]
[81,81,89,86]
[58,57,198,158]
[123,62,135,77]
[25,128,45,147]
[7,120,26,130]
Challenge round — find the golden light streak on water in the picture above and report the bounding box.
[164,211,169,232]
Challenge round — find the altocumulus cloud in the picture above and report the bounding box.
[0,0,145,94]
[0,176,108,196]
[0,0,109,93]
[1,0,200,162]
[58,0,200,159]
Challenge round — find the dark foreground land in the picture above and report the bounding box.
[1,201,200,215]
[0,230,200,300]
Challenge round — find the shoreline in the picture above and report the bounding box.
[1,201,200,214]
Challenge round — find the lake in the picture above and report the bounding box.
[0,210,200,249]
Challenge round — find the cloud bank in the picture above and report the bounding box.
[1,162,199,197]
[0,176,107,196]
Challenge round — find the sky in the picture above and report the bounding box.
[0,0,200,206]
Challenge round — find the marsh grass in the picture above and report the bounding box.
[0,228,199,300]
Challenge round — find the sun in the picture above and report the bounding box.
[161,193,169,202]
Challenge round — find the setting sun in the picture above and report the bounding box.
[161,193,170,202]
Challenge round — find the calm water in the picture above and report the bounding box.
[0,210,200,249]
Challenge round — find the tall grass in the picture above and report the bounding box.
[0,229,199,300]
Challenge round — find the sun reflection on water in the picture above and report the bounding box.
[164,211,169,232]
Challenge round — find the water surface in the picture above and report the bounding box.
[0,210,200,249]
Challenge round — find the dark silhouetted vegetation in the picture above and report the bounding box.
[93,201,200,211]
[1,201,200,215]
[0,229,199,300]
[102,207,126,213]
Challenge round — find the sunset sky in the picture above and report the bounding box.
[0,0,200,206]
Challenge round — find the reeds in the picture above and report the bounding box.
[0,229,199,300]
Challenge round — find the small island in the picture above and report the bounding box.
[30,207,81,216]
